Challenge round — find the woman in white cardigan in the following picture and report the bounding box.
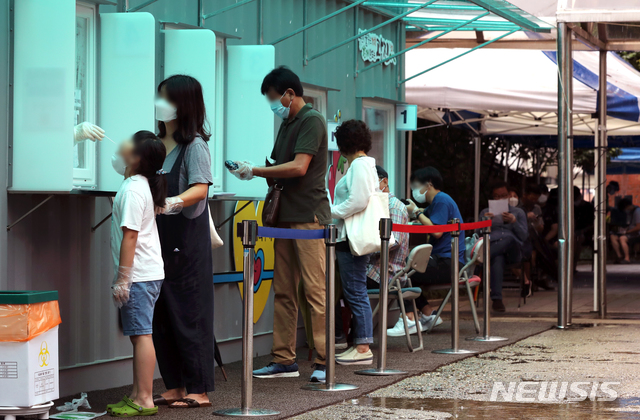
[331,120,378,365]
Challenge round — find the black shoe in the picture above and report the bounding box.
[492,299,506,312]
[521,283,532,298]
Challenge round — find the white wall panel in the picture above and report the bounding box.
[225,46,275,198]
[163,30,218,189]
[98,13,155,192]
[12,0,75,191]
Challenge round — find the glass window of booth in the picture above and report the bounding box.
[74,2,97,187]
[362,100,395,174]
[302,86,327,118]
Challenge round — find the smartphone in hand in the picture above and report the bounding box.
[225,160,239,171]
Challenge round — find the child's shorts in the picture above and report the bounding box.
[120,280,163,336]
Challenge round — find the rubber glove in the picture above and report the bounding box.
[230,161,255,181]
[112,266,133,308]
[74,122,105,142]
[337,155,348,174]
[156,196,184,216]
[405,199,418,218]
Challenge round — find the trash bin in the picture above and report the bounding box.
[0,291,61,407]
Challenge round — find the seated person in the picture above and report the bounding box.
[366,165,410,287]
[518,184,553,292]
[334,165,410,348]
[479,181,528,312]
[610,198,640,264]
[387,166,465,336]
[542,188,559,248]
[574,186,594,270]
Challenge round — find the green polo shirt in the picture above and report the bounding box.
[270,104,331,225]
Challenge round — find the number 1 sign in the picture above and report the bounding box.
[395,104,417,131]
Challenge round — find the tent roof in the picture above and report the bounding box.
[406,47,640,147]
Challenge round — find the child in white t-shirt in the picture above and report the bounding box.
[107,130,166,417]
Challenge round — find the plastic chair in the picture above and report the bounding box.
[423,238,482,334]
[367,244,433,352]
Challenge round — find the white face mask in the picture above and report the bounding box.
[509,197,519,207]
[111,153,126,176]
[412,185,429,204]
[155,98,177,122]
[538,194,548,204]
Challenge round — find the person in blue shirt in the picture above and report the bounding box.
[479,180,528,312]
[388,166,465,337]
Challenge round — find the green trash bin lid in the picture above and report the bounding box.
[0,291,58,304]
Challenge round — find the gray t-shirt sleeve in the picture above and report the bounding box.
[179,138,212,220]
[184,138,213,187]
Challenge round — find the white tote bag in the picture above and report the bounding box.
[345,191,390,256]
[209,210,224,250]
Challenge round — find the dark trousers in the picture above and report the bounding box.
[405,255,452,311]
[490,236,522,301]
[153,270,215,394]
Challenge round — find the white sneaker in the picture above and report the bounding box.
[336,349,373,365]
[387,317,421,337]
[420,313,443,330]
[336,346,356,358]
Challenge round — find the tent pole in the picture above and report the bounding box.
[407,131,413,199]
[595,50,608,319]
[567,36,575,327]
[474,136,481,222]
[556,22,573,329]
[535,148,541,184]
[504,141,510,182]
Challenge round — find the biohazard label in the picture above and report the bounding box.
[34,369,54,395]
[0,361,18,379]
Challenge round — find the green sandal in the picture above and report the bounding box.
[111,399,158,417]
[107,396,132,413]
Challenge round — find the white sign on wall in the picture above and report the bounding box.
[357,29,396,66]
[396,104,418,131]
[327,122,339,151]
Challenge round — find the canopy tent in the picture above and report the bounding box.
[405,47,640,147]
[607,148,640,175]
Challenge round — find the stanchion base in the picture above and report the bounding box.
[432,348,477,355]
[466,336,508,342]
[354,368,406,376]
[213,408,280,417]
[301,382,359,391]
[556,325,568,329]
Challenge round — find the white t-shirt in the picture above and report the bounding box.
[111,175,164,282]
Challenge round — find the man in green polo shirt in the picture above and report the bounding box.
[229,67,330,383]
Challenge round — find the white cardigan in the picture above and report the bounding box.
[331,156,378,242]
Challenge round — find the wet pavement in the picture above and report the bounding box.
[292,396,640,419]
[293,323,640,419]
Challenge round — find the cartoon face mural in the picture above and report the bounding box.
[231,200,274,323]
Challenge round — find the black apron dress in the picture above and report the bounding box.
[152,144,215,394]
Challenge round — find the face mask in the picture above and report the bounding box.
[111,153,126,176]
[538,194,548,204]
[412,185,428,204]
[270,91,292,120]
[509,197,519,207]
[155,98,177,122]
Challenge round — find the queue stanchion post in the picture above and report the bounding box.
[214,220,279,417]
[303,224,358,391]
[356,218,406,376]
[433,219,477,355]
[467,218,507,342]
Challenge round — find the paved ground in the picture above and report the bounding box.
[50,320,550,419]
[294,323,640,419]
